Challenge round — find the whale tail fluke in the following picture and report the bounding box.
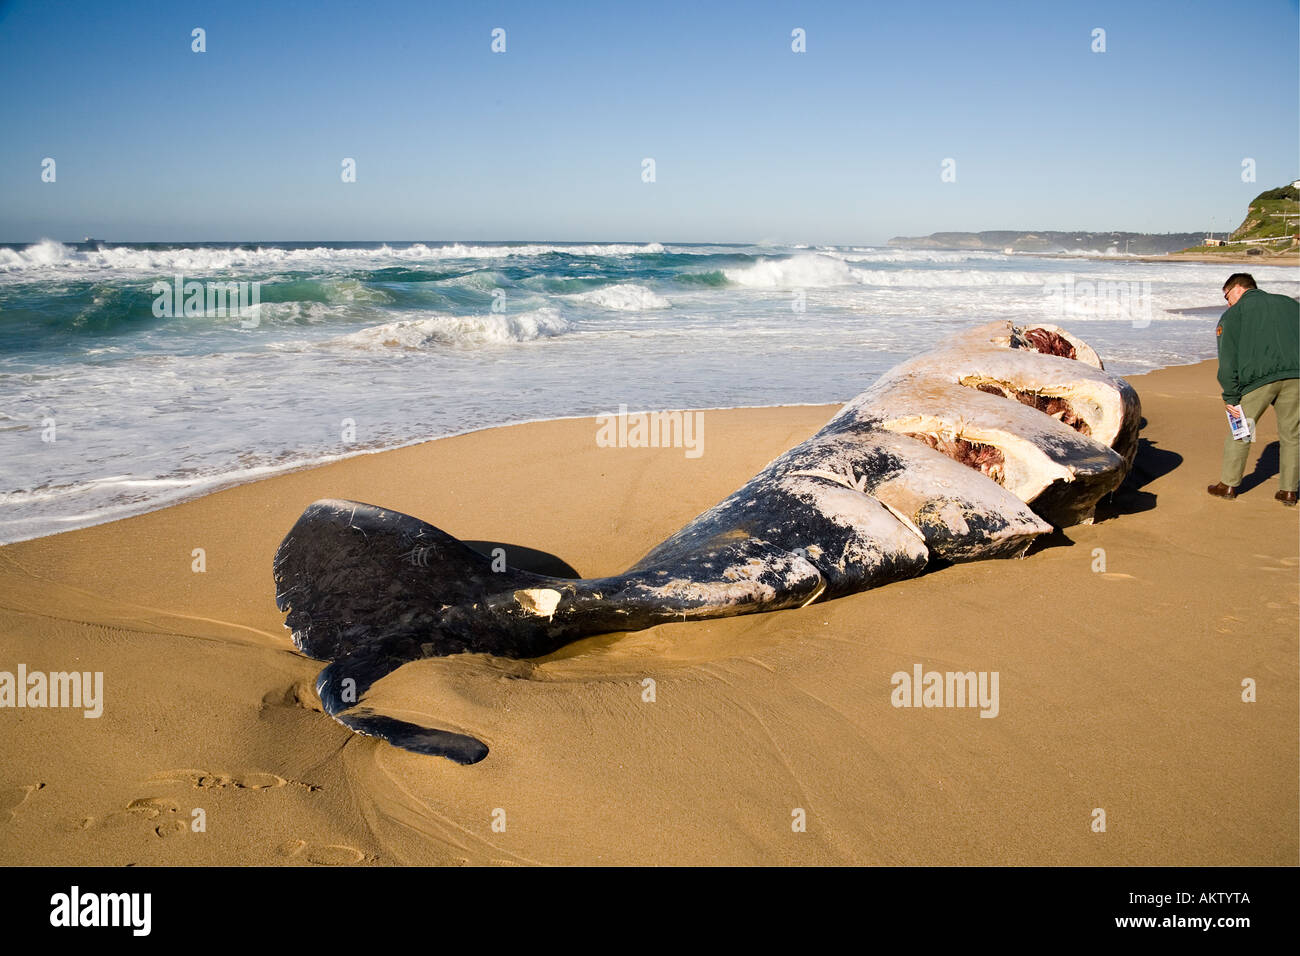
[333,712,489,764]
[314,641,490,764]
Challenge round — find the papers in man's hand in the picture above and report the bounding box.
[1226,404,1254,441]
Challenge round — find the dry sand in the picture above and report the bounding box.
[0,359,1296,866]
[1118,251,1300,265]
[1030,251,1299,265]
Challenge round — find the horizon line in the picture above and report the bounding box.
[0,230,1226,247]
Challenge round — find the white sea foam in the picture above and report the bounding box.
[328,307,572,349]
[0,238,71,270]
[725,254,863,288]
[0,240,669,278]
[410,241,666,260]
[832,248,1011,263]
[849,269,1061,287]
[725,253,1052,289]
[565,283,670,311]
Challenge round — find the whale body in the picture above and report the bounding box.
[272,320,1141,762]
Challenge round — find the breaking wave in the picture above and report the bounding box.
[565,283,670,311]
[724,254,862,288]
[0,240,670,278]
[327,308,573,350]
[724,253,1061,289]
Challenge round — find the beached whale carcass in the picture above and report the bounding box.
[272,320,1142,762]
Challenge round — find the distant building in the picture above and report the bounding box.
[1203,238,1226,246]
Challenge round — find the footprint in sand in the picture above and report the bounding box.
[261,681,325,714]
[71,767,317,839]
[276,839,368,866]
[1,782,45,822]
[146,769,320,792]
[1216,613,1247,635]
[73,795,190,838]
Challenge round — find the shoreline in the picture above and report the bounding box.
[1021,251,1299,266]
[885,249,1299,266]
[0,356,1228,549]
[0,400,840,548]
[0,357,1295,865]
[1105,253,1299,266]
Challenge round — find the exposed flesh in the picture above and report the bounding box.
[1014,326,1077,360]
[901,432,1006,485]
[970,381,1093,436]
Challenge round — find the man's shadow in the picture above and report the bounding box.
[1235,441,1280,494]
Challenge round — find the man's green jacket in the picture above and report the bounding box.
[1216,288,1300,404]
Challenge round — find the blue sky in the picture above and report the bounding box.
[1,0,1296,243]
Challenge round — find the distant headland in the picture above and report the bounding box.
[885,230,1206,256]
[888,182,1300,264]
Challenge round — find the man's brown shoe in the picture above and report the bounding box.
[1276,491,1298,506]
[1207,482,1238,499]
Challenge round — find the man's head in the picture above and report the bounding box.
[1223,273,1257,307]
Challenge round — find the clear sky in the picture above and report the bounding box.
[1,0,1296,244]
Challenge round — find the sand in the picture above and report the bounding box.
[1121,251,1299,265]
[0,359,1296,866]
[1039,251,1299,265]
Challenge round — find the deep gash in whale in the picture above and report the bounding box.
[273,320,1142,763]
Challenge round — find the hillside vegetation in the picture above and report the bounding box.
[1176,183,1299,258]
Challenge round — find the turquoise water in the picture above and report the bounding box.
[1,238,1294,543]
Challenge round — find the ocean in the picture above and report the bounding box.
[1,238,1295,544]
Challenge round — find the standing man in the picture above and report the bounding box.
[1207,273,1300,504]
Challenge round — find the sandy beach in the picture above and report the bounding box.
[1122,252,1300,266]
[0,358,1295,866]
